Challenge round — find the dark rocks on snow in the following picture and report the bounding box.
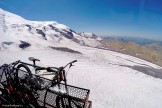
[72,38,81,44]
[25,24,32,31]
[2,42,13,45]
[61,29,74,39]
[48,24,57,30]
[50,46,82,54]
[91,33,98,39]
[48,25,74,39]
[19,41,31,49]
[36,29,47,40]
[70,29,77,34]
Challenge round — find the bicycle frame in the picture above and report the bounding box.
[15,60,72,90]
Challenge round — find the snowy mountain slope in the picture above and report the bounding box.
[0,46,162,108]
[77,32,102,47]
[0,8,102,50]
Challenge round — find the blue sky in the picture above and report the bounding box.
[0,0,162,40]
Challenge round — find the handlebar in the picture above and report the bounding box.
[63,60,77,69]
[71,60,77,64]
[35,60,77,73]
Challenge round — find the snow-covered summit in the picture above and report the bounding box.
[79,32,102,40]
[0,8,102,50]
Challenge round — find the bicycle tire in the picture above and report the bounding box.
[56,95,83,108]
[16,64,32,77]
[15,64,41,107]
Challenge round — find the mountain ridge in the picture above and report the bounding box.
[0,8,102,51]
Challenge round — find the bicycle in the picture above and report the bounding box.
[0,57,91,108]
[15,57,90,108]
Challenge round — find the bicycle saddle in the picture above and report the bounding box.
[28,57,40,62]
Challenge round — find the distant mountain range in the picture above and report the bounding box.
[103,36,162,46]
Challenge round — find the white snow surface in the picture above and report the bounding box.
[0,45,162,108]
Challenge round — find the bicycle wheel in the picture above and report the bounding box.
[15,64,41,107]
[56,95,82,108]
[16,64,32,77]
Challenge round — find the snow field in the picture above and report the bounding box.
[0,47,162,108]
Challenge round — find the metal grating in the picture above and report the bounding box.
[0,65,91,108]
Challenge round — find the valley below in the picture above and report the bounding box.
[101,39,162,67]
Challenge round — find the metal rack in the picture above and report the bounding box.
[0,66,92,108]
